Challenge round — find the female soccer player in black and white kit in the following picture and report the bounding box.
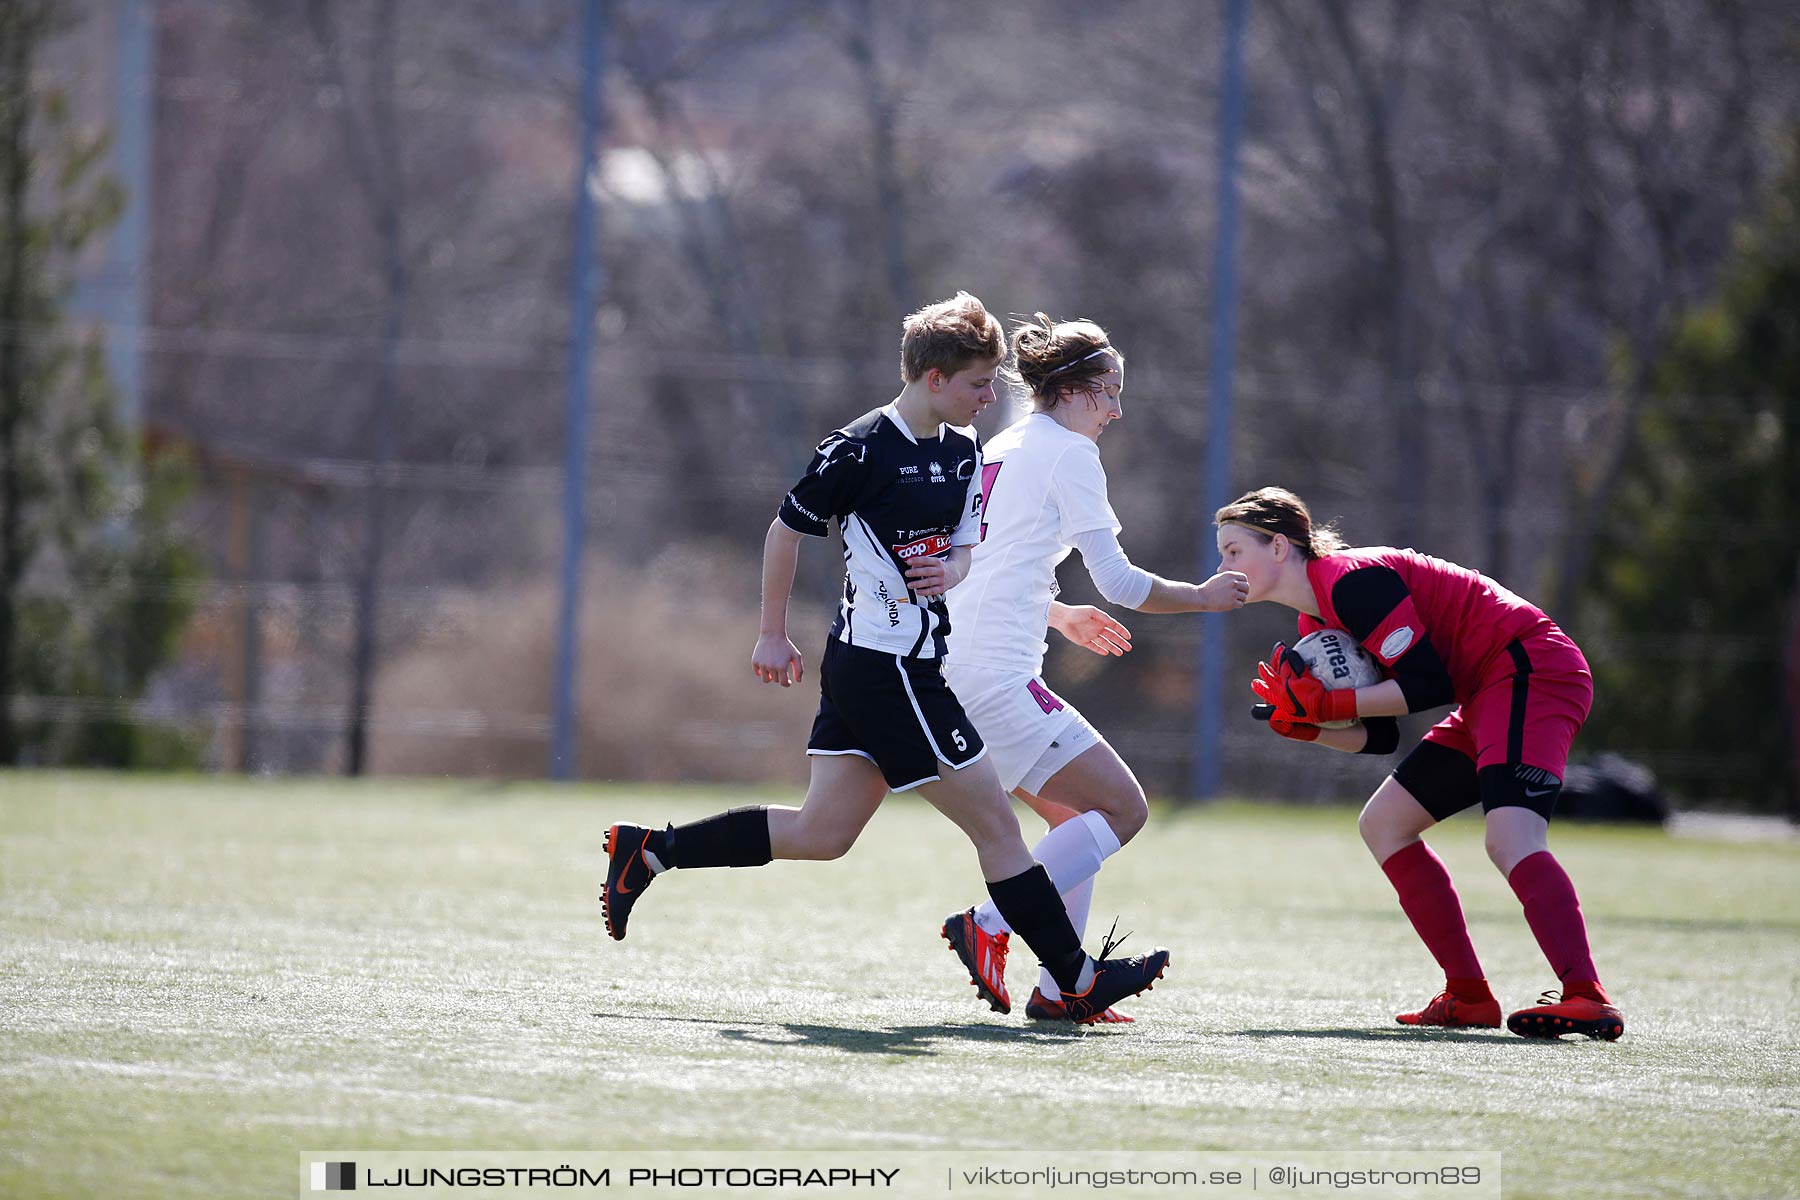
[601,294,1171,1022]
[937,314,1249,1023]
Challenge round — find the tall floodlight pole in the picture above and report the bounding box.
[552,0,606,781]
[1193,0,1249,801]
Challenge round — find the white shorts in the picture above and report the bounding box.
[943,664,1104,795]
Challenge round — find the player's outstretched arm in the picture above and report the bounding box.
[1133,570,1250,614]
[1048,601,1133,656]
[752,519,807,687]
[1068,527,1248,615]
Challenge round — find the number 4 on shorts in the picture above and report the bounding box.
[1026,679,1064,715]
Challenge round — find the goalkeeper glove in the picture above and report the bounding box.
[1267,712,1321,742]
[1251,641,1358,725]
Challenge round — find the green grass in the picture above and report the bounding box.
[3,772,1798,1199]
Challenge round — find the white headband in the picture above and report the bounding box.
[1042,346,1115,377]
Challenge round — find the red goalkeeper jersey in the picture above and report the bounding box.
[1299,547,1555,714]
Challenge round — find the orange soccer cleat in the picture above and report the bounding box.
[1023,986,1133,1025]
[942,908,1012,1014]
[1507,983,1625,1041]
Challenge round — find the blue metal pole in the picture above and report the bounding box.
[113,0,153,429]
[67,0,154,429]
[552,0,605,781]
[1193,0,1249,801]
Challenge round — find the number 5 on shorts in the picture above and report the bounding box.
[951,729,968,752]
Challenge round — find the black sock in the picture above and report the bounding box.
[986,864,1085,993]
[660,806,772,870]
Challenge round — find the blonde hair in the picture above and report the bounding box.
[1009,313,1120,411]
[899,292,1007,383]
[1215,486,1348,559]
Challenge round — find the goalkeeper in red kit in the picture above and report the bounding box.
[1215,486,1624,1041]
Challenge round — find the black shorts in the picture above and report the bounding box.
[807,638,986,791]
[1391,739,1564,822]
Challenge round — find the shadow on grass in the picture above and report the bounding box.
[1273,905,1800,936]
[1587,913,1800,935]
[590,1010,1103,1056]
[1228,1027,1570,1047]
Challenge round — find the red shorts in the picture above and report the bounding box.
[1421,627,1593,776]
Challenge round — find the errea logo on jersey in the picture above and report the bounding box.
[928,461,945,482]
[893,533,952,561]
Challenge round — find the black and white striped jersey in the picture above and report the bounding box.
[778,402,983,660]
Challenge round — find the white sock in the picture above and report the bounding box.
[1040,875,1095,998]
[972,810,1121,935]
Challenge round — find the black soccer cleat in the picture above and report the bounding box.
[1057,947,1171,1024]
[601,823,658,941]
[1053,922,1169,1024]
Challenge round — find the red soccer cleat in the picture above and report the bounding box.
[1024,986,1133,1025]
[1396,989,1503,1029]
[1507,984,1625,1041]
[941,908,1011,1014]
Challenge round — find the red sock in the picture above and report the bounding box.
[1447,976,1495,1003]
[1507,850,1599,984]
[1379,841,1484,981]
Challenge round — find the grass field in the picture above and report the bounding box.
[3,772,1798,1199]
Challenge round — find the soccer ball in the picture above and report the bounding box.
[1291,629,1383,729]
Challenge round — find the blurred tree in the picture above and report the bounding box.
[1530,0,1776,616]
[1249,0,1787,589]
[0,0,200,767]
[1582,128,1800,812]
[819,0,927,313]
[307,0,410,776]
[1789,556,1800,817]
[119,0,1800,795]
[1264,0,1427,545]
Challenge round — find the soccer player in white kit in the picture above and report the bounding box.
[938,314,1249,1022]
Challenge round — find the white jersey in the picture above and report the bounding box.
[946,413,1123,675]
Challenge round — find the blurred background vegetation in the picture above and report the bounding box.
[6,0,1798,812]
